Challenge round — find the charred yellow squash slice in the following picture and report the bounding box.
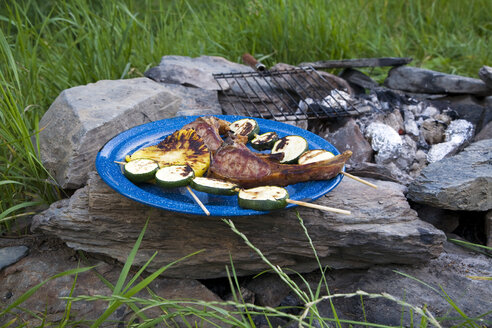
[125,129,211,177]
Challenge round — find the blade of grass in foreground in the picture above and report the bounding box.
[91,218,204,327]
[449,238,492,257]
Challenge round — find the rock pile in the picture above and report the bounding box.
[30,54,492,275]
[2,55,491,326]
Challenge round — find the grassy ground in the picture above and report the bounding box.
[0,0,491,326]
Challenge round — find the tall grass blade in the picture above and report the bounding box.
[91,226,203,328]
[111,219,149,299]
[450,238,492,257]
[296,211,341,328]
[0,201,43,222]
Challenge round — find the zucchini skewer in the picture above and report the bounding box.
[237,186,351,214]
[190,177,239,196]
[155,165,195,188]
[119,160,211,216]
[123,158,159,183]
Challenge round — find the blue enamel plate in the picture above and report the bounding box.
[95,115,344,216]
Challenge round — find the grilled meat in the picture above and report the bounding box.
[208,140,352,188]
[182,116,230,152]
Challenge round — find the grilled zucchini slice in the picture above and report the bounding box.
[271,135,309,164]
[229,118,260,140]
[123,159,159,183]
[238,186,289,211]
[250,132,279,151]
[126,128,210,177]
[298,149,335,165]
[190,177,239,195]
[155,165,194,188]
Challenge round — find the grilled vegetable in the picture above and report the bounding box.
[229,118,259,140]
[126,128,210,176]
[123,159,159,183]
[190,177,239,195]
[155,165,194,188]
[250,132,279,151]
[238,186,289,211]
[271,135,309,164]
[298,149,335,165]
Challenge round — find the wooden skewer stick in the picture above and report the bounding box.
[186,186,210,216]
[114,161,127,165]
[286,199,351,215]
[341,172,378,189]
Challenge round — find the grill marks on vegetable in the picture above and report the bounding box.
[251,132,279,150]
[155,165,195,188]
[238,186,289,211]
[128,129,211,177]
[271,135,309,163]
[157,129,208,156]
[229,118,259,139]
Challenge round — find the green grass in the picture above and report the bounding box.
[1,0,491,231]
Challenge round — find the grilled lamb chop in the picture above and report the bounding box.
[182,116,230,152]
[208,140,352,188]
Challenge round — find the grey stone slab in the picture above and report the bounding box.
[0,242,223,327]
[31,172,445,279]
[313,241,492,326]
[385,66,492,96]
[408,139,492,211]
[479,65,492,88]
[0,246,28,271]
[39,78,181,189]
[145,55,253,91]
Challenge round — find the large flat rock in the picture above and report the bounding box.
[32,173,445,279]
[385,66,492,96]
[39,78,181,189]
[145,55,252,91]
[407,139,492,211]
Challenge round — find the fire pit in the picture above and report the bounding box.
[214,64,367,121]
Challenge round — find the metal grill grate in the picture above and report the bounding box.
[213,66,364,121]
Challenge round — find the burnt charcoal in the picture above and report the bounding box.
[372,87,416,109]
[339,68,379,94]
[453,211,487,246]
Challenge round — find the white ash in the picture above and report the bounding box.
[404,118,420,138]
[364,122,403,164]
[444,119,474,143]
[297,97,315,113]
[427,119,474,163]
[324,89,352,108]
[306,86,481,183]
[298,90,355,112]
[420,105,440,118]
[427,141,460,163]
